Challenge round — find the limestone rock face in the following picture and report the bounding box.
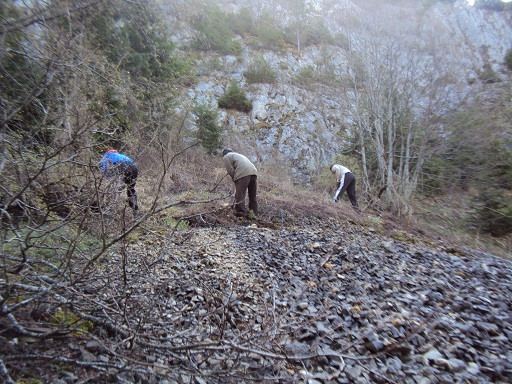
[171,1,512,181]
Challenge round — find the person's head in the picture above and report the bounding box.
[222,148,233,156]
[330,164,336,174]
[107,149,119,154]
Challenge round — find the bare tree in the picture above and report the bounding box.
[340,5,460,213]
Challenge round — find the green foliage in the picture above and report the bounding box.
[478,63,501,83]
[243,57,277,84]
[193,105,224,154]
[303,23,337,46]
[191,5,242,55]
[51,308,94,332]
[472,189,512,237]
[474,0,505,11]
[89,82,133,147]
[438,110,512,193]
[439,112,491,188]
[0,1,50,143]
[251,11,286,51]
[505,48,512,70]
[205,56,225,72]
[284,21,336,48]
[1,222,103,265]
[90,2,190,82]
[85,1,193,148]
[218,81,252,112]
[293,65,317,85]
[330,32,350,50]
[420,155,457,196]
[228,6,255,36]
[332,154,361,177]
[489,139,512,189]
[292,65,340,87]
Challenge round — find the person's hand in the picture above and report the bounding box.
[333,197,338,203]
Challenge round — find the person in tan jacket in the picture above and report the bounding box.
[222,148,258,217]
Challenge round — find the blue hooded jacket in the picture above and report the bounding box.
[100,151,134,177]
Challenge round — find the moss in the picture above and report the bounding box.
[50,308,94,332]
[392,231,418,244]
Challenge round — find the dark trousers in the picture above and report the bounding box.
[335,172,358,208]
[122,163,139,211]
[234,175,258,215]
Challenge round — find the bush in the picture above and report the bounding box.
[473,189,512,237]
[284,22,336,49]
[253,22,285,51]
[193,105,224,154]
[191,6,242,55]
[243,57,277,84]
[505,48,512,71]
[218,81,252,112]
[229,6,255,36]
[240,10,285,52]
[489,139,512,189]
[293,65,317,86]
[479,63,501,83]
[292,65,340,87]
[419,155,456,197]
[474,0,505,11]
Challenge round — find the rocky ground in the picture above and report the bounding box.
[1,208,512,383]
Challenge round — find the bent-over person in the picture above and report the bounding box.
[100,149,139,212]
[222,148,258,218]
[330,164,358,209]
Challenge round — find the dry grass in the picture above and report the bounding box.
[134,149,362,224]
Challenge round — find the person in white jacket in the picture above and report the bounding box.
[330,164,358,209]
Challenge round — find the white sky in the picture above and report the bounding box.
[467,0,512,4]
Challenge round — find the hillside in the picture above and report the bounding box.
[159,0,512,253]
[1,0,512,382]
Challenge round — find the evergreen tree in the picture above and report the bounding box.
[218,81,252,112]
[194,105,224,154]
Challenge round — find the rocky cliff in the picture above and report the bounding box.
[167,0,512,180]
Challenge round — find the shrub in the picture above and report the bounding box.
[478,63,501,84]
[474,0,505,11]
[473,189,512,237]
[193,105,224,154]
[218,81,252,112]
[229,6,255,36]
[505,48,512,70]
[292,65,340,87]
[243,57,277,84]
[253,22,285,51]
[240,10,285,52]
[489,139,512,189]
[420,155,457,196]
[190,6,242,55]
[284,22,336,49]
[293,65,317,86]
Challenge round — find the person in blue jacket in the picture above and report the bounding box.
[100,149,139,211]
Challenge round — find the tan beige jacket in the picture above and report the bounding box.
[223,152,257,181]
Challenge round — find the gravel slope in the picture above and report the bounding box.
[2,213,511,383]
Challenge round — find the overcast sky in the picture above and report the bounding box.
[467,0,512,3]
